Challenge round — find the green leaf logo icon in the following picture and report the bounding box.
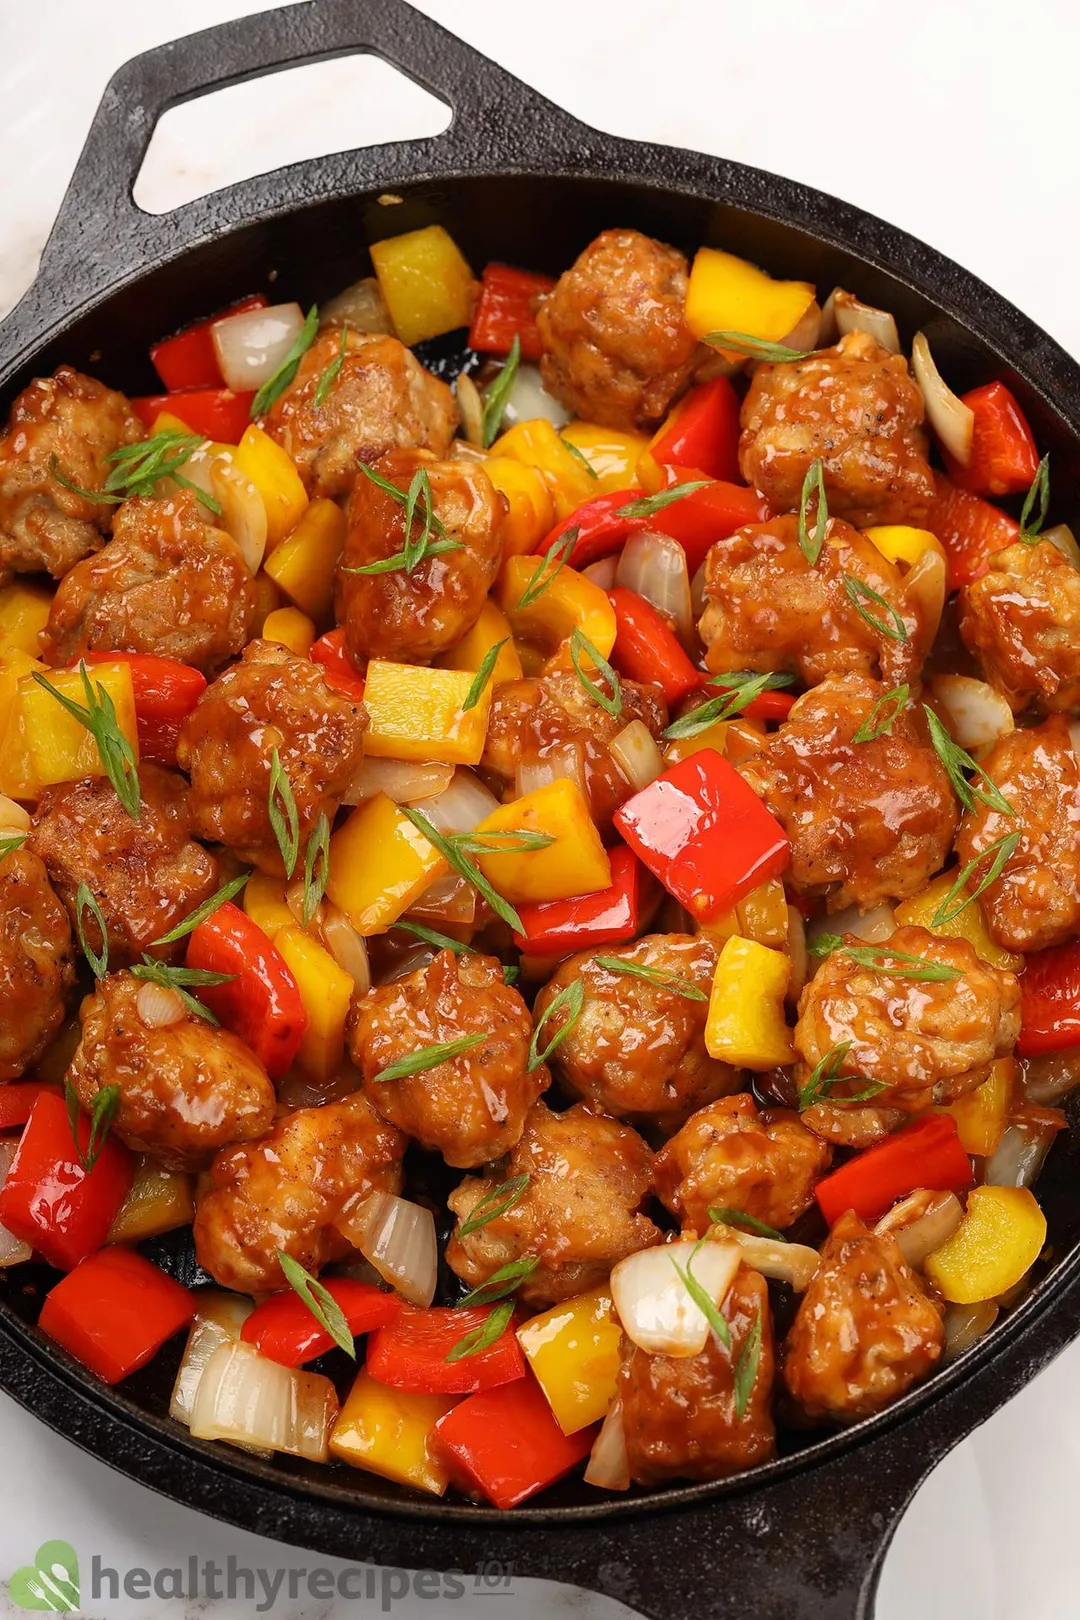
[7,1541,80,1612]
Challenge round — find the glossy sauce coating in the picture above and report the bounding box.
[0,848,74,1082]
[959,539,1080,712]
[446,1100,660,1310]
[739,332,935,527]
[69,970,276,1172]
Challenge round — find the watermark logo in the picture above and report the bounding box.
[8,1540,80,1612]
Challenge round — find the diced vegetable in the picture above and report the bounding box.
[893,873,1022,973]
[925,1185,1047,1305]
[107,1157,194,1244]
[363,660,492,766]
[497,555,617,670]
[211,301,306,394]
[1017,940,1080,1057]
[336,1192,438,1308]
[468,263,555,361]
[714,1227,820,1291]
[533,490,647,574]
[705,936,794,1069]
[615,531,694,647]
[943,381,1040,497]
[241,1277,400,1367]
[939,1058,1014,1157]
[189,1338,338,1460]
[609,586,702,705]
[874,1189,965,1270]
[0,660,139,800]
[516,1288,622,1434]
[638,376,741,488]
[911,333,975,466]
[430,1375,596,1509]
[132,388,254,443]
[927,473,1020,590]
[646,476,769,575]
[0,1081,52,1130]
[482,456,557,555]
[77,650,206,769]
[0,1141,32,1267]
[0,650,43,745]
[185,901,307,1078]
[309,627,367,701]
[170,1291,255,1431]
[365,1303,526,1395]
[512,845,649,955]
[613,749,789,924]
[701,876,789,952]
[584,1399,630,1490]
[330,1369,456,1494]
[816,1115,973,1227]
[273,926,353,1082]
[435,598,522,685]
[609,1238,742,1358]
[472,778,611,905]
[150,294,267,390]
[38,1246,194,1383]
[326,793,447,935]
[0,1089,133,1270]
[0,582,51,658]
[489,418,597,519]
[369,225,475,347]
[261,605,315,657]
[984,1111,1063,1190]
[243,872,295,938]
[231,423,309,550]
[344,756,454,809]
[560,422,648,495]
[263,498,346,620]
[863,524,945,570]
[684,246,815,349]
[927,674,1014,756]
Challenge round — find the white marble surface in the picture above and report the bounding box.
[2,1,1080,1615]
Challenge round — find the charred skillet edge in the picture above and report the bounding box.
[1,1271,1078,1620]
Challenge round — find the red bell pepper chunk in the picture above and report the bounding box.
[608,585,702,706]
[1017,940,1080,1058]
[76,651,206,767]
[708,678,795,725]
[38,1246,195,1384]
[430,1374,597,1509]
[0,1090,133,1271]
[150,294,268,391]
[647,474,770,576]
[0,1082,52,1131]
[468,264,556,363]
[613,749,789,923]
[185,902,307,1078]
[926,472,1020,590]
[512,844,649,955]
[310,628,367,702]
[535,490,647,572]
[365,1303,527,1395]
[942,382,1040,498]
[650,377,741,484]
[815,1114,973,1227]
[132,387,255,444]
[241,1278,401,1367]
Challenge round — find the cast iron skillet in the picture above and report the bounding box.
[3,3,1080,1615]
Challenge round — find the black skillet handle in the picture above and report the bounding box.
[25,0,586,332]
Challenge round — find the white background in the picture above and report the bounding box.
[2,2,1080,1615]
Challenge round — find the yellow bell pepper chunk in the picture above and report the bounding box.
[151,409,209,439]
[261,605,316,658]
[705,936,794,1069]
[274,926,354,1082]
[685,247,816,351]
[363,660,492,766]
[108,1157,194,1244]
[231,423,308,551]
[434,598,523,686]
[0,649,43,739]
[483,455,557,556]
[472,778,610,905]
[326,792,447,935]
[369,225,475,348]
[496,555,616,674]
[489,419,596,519]
[559,422,648,496]
[517,1289,622,1434]
[894,874,1022,973]
[330,1369,456,1495]
[864,525,946,568]
[0,582,51,658]
[243,872,295,939]
[252,572,283,633]
[940,1057,1015,1157]
[0,661,139,800]
[263,497,346,620]
[701,877,789,952]
[925,1185,1047,1305]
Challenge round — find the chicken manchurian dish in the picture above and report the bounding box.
[0,223,1076,1506]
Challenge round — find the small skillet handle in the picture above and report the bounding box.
[26,0,581,328]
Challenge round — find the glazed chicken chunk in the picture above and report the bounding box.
[264,329,458,500]
[739,331,935,527]
[959,539,1080,713]
[655,1093,831,1234]
[482,671,667,833]
[782,1211,944,1422]
[194,1089,406,1294]
[177,640,366,873]
[349,949,549,1169]
[531,935,737,1129]
[698,516,926,691]
[0,366,143,583]
[536,229,702,431]
[41,492,256,674]
[68,971,276,1172]
[29,766,219,968]
[0,848,74,1082]
[739,674,958,912]
[794,925,1021,1113]
[954,717,1080,955]
[338,448,505,664]
[620,1266,775,1484]
[446,1101,660,1310]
